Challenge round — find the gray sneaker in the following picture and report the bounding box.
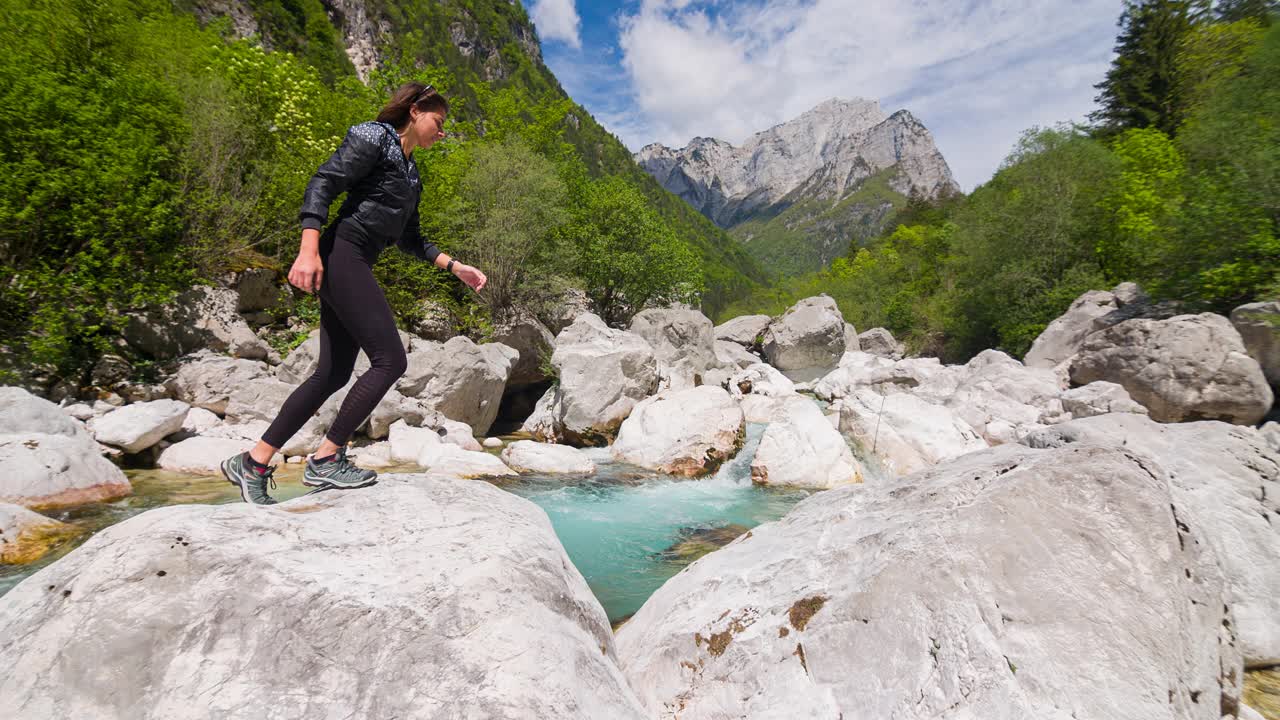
[303,447,378,490]
[221,452,278,506]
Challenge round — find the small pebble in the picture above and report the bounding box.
[482,437,503,448]
[286,456,305,464]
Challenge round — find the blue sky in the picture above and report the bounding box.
[526,0,1125,191]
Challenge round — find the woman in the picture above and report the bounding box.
[222,82,486,505]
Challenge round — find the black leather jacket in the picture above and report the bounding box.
[299,121,441,263]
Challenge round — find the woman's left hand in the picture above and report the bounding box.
[454,263,487,292]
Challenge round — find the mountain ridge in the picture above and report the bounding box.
[636,98,959,276]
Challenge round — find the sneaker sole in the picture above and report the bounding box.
[301,470,379,490]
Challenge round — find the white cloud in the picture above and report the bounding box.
[530,0,583,49]
[613,0,1124,190]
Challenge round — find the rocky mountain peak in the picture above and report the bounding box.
[635,97,957,230]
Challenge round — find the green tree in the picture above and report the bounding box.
[948,127,1117,357]
[1092,0,1209,135]
[1098,127,1186,283]
[567,177,703,326]
[1214,0,1277,25]
[447,138,569,316]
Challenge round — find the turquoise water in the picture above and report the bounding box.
[1,425,808,623]
[504,424,809,622]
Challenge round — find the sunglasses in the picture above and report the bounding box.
[413,84,436,104]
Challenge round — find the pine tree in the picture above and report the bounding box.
[1215,0,1278,25]
[1091,1,1210,135]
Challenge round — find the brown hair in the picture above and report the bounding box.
[376,82,449,130]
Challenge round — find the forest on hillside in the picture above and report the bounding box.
[1,0,1276,384]
[0,0,764,384]
[725,0,1280,362]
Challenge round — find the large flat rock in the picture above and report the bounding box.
[616,444,1241,719]
[0,476,647,719]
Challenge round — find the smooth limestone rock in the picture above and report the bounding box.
[615,444,1241,720]
[1023,289,1121,369]
[544,313,659,446]
[945,350,1064,444]
[363,390,438,440]
[0,503,78,564]
[1261,422,1280,454]
[761,296,846,373]
[1230,301,1280,389]
[482,437,503,449]
[727,363,796,399]
[180,407,222,436]
[417,443,516,478]
[737,394,787,424]
[0,477,647,719]
[156,437,280,476]
[629,307,717,390]
[501,441,596,474]
[397,336,517,435]
[856,327,903,359]
[165,351,272,415]
[842,322,861,353]
[347,441,395,469]
[0,387,89,439]
[90,399,190,454]
[612,386,744,477]
[750,396,862,489]
[0,433,132,509]
[388,420,441,464]
[1023,414,1280,667]
[713,340,759,371]
[836,388,987,478]
[713,314,771,348]
[1059,381,1150,419]
[124,285,268,361]
[1070,313,1273,425]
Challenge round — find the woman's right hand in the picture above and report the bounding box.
[289,252,325,294]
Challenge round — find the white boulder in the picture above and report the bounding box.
[1059,381,1150,419]
[1024,414,1280,666]
[857,327,904,359]
[397,336,516,435]
[612,386,744,476]
[750,396,862,489]
[836,388,987,477]
[542,313,658,445]
[1070,313,1273,425]
[0,503,76,565]
[501,441,596,474]
[713,314,771,347]
[90,399,190,453]
[629,307,717,390]
[1230,301,1280,389]
[761,296,846,373]
[156,437,279,475]
[0,477,647,718]
[0,433,131,508]
[417,443,516,478]
[165,351,272,415]
[616,444,1241,720]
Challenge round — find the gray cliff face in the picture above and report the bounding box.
[635,98,959,229]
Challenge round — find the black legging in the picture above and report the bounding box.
[262,222,408,450]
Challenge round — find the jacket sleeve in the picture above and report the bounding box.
[395,201,442,263]
[299,126,381,231]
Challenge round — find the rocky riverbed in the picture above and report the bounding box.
[1,278,1277,719]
